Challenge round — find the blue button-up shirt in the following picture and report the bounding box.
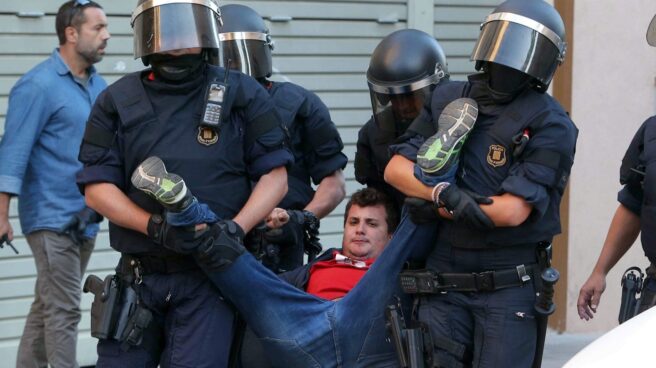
[0,49,107,235]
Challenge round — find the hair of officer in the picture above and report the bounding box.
[55,0,103,45]
[343,188,399,233]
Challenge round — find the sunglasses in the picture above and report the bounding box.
[65,0,91,28]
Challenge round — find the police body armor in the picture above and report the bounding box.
[620,116,656,260]
[409,78,573,249]
[84,65,278,254]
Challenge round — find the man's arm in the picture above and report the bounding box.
[385,154,530,226]
[85,182,150,235]
[0,193,13,241]
[577,204,641,320]
[234,166,287,233]
[304,169,345,219]
[384,155,433,200]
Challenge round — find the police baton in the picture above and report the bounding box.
[532,267,559,368]
[0,234,18,254]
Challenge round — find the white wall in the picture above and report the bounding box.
[568,0,656,332]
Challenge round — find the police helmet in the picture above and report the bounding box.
[216,4,273,78]
[366,29,448,136]
[471,0,566,91]
[648,14,656,46]
[131,0,222,60]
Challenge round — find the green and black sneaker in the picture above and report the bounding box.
[131,156,193,212]
[416,98,478,175]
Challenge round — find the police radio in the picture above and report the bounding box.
[201,67,230,130]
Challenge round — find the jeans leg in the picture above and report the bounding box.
[200,253,335,367]
[334,215,439,365]
[167,198,219,226]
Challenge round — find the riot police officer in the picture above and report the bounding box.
[355,29,449,211]
[76,0,293,366]
[215,4,347,272]
[385,0,578,366]
[578,14,656,322]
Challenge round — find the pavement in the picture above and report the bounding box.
[542,330,603,367]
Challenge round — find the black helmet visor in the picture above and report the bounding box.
[369,84,432,136]
[132,0,221,59]
[471,15,564,86]
[218,32,273,78]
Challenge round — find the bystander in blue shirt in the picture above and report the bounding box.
[0,48,107,237]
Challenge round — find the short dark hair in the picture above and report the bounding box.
[55,0,103,45]
[343,188,399,233]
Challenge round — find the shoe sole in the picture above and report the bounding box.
[417,98,478,174]
[131,156,187,205]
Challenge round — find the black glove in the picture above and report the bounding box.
[147,214,167,245]
[264,210,306,248]
[59,207,103,245]
[439,185,495,230]
[195,220,246,271]
[404,197,441,224]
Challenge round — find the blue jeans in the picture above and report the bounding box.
[201,215,438,367]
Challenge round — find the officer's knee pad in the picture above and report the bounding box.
[195,222,246,271]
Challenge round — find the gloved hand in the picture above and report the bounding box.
[195,220,246,271]
[439,185,494,230]
[59,207,103,245]
[404,197,441,224]
[264,209,307,249]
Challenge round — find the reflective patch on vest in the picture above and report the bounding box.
[487,144,507,167]
[197,126,219,146]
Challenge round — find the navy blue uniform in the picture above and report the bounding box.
[391,75,578,367]
[619,116,656,261]
[266,81,347,210]
[355,117,406,211]
[77,65,293,367]
[260,81,346,271]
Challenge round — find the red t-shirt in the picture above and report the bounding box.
[306,250,375,300]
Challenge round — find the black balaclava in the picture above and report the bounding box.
[484,62,532,104]
[149,53,205,82]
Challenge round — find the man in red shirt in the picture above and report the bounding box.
[280,187,398,300]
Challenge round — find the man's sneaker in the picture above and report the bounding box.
[416,98,478,174]
[131,156,193,212]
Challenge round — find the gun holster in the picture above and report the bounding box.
[84,274,121,339]
[618,266,645,324]
[83,273,153,350]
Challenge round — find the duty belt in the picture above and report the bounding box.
[400,264,536,294]
[118,254,199,276]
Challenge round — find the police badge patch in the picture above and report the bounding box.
[197,126,219,146]
[487,144,507,167]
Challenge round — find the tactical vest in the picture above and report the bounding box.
[96,67,263,253]
[621,116,656,261]
[413,81,574,249]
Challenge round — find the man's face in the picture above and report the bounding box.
[341,204,391,261]
[390,93,423,122]
[73,7,110,64]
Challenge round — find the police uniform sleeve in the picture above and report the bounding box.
[298,90,347,184]
[76,89,125,193]
[235,74,294,179]
[618,186,642,215]
[499,111,578,217]
[616,117,652,215]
